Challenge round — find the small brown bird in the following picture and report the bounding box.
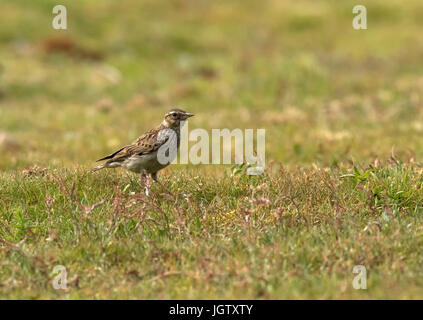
[92,108,194,194]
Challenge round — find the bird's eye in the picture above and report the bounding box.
[172,113,177,118]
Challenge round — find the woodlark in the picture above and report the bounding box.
[92,108,194,194]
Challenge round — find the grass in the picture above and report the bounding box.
[1,163,423,299]
[1,0,423,299]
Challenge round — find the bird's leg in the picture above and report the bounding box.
[140,172,150,197]
[145,174,151,197]
[140,172,146,185]
[152,172,172,195]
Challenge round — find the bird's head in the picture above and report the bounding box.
[163,108,194,128]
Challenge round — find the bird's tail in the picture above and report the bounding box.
[91,164,105,173]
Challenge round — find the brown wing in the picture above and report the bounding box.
[97,125,167,163]
[96,146,126,162]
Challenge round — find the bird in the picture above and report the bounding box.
[91,108,194,195]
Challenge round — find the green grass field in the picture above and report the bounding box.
[1,0,423,299]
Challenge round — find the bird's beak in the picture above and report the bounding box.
[185,113,194,118]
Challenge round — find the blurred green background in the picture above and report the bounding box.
[1,0,423,170]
